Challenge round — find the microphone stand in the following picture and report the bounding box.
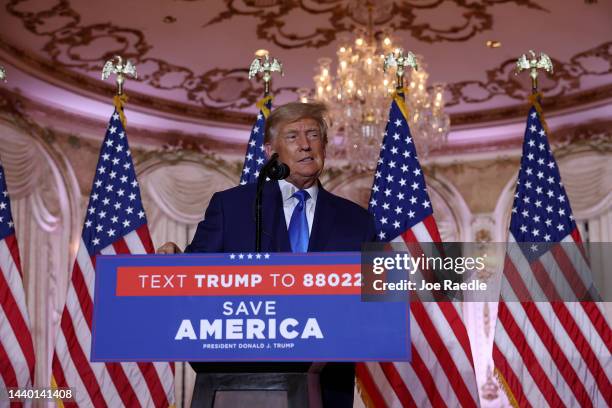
[255,153,289,252]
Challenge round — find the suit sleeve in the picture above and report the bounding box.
[185,192,224,253]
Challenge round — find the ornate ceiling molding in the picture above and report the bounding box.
[5,0,297,111]
[203,0,546,48]
[2,0,610,128]
[445,42,612,107]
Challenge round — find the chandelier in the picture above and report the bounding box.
[307,2,450,170]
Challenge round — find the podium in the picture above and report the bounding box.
[91,252,411,408]
[189,363,321,408]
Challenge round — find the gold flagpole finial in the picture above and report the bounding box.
[101,55,137,95]
[383,48,418,90]
[0,65,7,82]
[249,50,283,97]
[516,50,553,94]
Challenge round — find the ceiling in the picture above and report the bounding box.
[0,0,611,145]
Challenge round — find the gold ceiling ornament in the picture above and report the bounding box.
[312,0,450,169]
[516,50,554,92]
[248,52,283,97]
[0,65,6,82]
[101,55,137,95]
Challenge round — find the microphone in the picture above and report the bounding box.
[261,153,290,180]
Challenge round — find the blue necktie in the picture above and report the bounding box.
[288,190,310,253]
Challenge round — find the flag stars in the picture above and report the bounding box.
[123,220,131,228]
[422,200,430,209]
[107,228,116,237]
[393,221,401,229]
[380,217,388,225]
[378,231,386,240]
[138,210,145,219]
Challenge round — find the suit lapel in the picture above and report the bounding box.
[261,181,291,252]
[308,185,336,252]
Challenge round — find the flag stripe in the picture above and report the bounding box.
[1,161,35,397]
[356,362,388,408]
[497,302,565,406]
[411,301,477,407]
[380,362,416,407]
[521,302,593,406]
[553,303,612,398]
[59,307,108,407]
[0,259,34,385]
[0,340,19,389]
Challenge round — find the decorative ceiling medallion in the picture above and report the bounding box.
[445,42,612,107]
[204,0,547,48]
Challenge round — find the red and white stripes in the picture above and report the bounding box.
[1,233,36,402]
[493,232,612,407]
[52,227,174,407]
[357,216,480,407]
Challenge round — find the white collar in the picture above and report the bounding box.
[278,179,319,203]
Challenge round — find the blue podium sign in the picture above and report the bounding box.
[91,252,410,362]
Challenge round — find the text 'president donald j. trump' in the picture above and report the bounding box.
[158,101,377,407]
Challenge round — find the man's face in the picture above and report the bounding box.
[265,117,326,189]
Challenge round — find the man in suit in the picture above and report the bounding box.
[158,102,377,407]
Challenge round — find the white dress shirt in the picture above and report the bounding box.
[278,179,318,235]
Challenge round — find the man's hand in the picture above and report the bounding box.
[157,242,183,254]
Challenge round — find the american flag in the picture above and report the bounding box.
[239,96,272,185]
[0,160,35,400]
[51,105,175,407]
[493,102,612,407]
[357,91,480,407]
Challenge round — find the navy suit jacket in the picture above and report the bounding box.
[186,180,376,253]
